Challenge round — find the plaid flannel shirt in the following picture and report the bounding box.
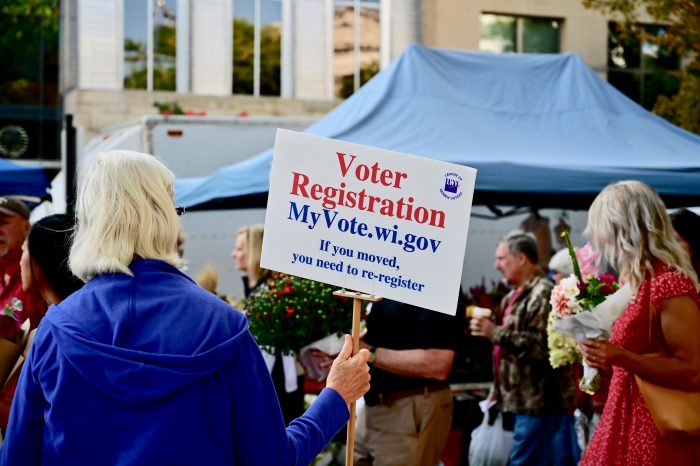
[492,273,575,415]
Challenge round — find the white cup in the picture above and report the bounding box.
[470,307,492,334]
[472,307,492,319]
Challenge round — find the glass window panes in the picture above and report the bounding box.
[479,14,516,53]
[232,0,281,96]
[233,0,254,94]
[334,6,355,98]
[333,1,381,98]
[522,18,560,54]
[480,14,560,54]
[607,23,640,69]
[607,22,680,109]
[260,0,282,96]
[359,7,380,87]
[154,0,177,91]
[642,26,679,71]
[124,0,148,89]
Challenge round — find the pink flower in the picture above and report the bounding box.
[550,286,574,317]
[549,275,583,318]
[576,242,600,277]
[550,279,581,318]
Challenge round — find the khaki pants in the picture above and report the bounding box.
[354,388,453,466]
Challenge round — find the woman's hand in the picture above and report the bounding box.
[578,338,624,369]
[326,335,371,405]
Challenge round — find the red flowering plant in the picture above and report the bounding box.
[464,279,511,311]
[244,273,353,355]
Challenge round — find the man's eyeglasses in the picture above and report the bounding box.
[175,205,186,216]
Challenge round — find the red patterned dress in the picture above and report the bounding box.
[581,264,700,465]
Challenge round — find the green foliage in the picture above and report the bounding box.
[583,0,700,134]
[124,25,176,91]
[232,18,281,95]
[153,101,184,115]
[260,24,281,96]
[245,273,354,355]
[338,60,380,98]
[654,72,700,135]
[233,18,254,94]
[0,0,59,105]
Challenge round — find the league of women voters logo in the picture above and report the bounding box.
[440,172,464,200]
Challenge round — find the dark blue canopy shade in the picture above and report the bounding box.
[176,44,700,210]
[0,158,49,198]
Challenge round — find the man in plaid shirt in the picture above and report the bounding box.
[472,230,575,466]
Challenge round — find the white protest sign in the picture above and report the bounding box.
[261,130,476,315]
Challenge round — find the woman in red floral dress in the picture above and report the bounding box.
[578,180,700,466]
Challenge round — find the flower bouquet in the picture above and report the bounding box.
[244,273,354,356]
[549,232,632,394]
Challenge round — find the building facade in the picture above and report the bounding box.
[62,0,422,141]
[61,0,678,142]
[422,0,679,111]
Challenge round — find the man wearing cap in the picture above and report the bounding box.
[0,197,46,338]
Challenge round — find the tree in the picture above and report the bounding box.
[0,0,60,105]
[232,18,282,95]
[583,0,700,134]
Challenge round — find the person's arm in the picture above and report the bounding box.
[230,332,367,465]
[0,337,46,466]
[579,295,700,391]
[474,292,550,360]
[359,342,454,381]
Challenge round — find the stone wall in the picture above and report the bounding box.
[64,89,339,143]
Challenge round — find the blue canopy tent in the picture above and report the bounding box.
[175,44,700,212]
[0,158,49,198]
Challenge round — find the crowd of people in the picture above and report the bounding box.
[0,149,698,466]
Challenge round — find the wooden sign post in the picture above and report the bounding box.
[333,289,381,466]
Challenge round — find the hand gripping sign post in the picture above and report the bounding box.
[261,130,476,465]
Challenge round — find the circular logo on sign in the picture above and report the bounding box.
[440,172,463,200]
[0,125,29,158]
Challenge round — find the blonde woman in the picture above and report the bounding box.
[1,150,371,466]
[578,181,700,465]
[232,224,270,297]
[233,223,304,426]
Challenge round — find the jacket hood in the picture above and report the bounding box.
[42,259,247,406]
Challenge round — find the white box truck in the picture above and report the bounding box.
[78,115,315,299]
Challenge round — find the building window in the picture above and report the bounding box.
[333,0,381,98]
[479,14,561,54]
[607,23,680,110]
[232,0,282,96]
[124,0,177,91]
[0,6,61,163]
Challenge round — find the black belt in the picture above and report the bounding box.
[364,384,450,407]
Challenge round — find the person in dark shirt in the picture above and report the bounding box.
[354,291,465,466]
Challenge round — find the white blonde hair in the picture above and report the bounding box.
[585,180,698,292]
[70,150,183,281]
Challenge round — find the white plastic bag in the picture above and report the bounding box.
[468,401,513,466]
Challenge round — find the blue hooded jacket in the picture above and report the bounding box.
[0,259,349,465]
